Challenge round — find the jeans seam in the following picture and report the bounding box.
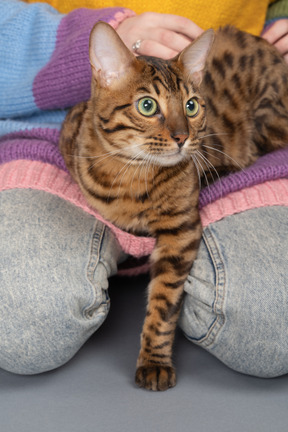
[194,226,226,348]
[83,221,109,319]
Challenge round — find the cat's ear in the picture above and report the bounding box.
[89,22,136,87]
[178,29,214,86]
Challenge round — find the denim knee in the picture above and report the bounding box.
[179,206,288,378]
[0,189,125,374]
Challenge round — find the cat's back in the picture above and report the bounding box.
[203,25,288,99]
[201,26,288,164]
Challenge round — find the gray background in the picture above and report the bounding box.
[1,274,287,432]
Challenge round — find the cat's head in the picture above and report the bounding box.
[89,22,214,167]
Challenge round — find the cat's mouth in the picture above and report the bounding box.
[151,149,188,167]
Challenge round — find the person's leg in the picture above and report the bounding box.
[179,206,288,378]
[0,189,125,374]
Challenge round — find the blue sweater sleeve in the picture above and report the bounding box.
[0,0,63,118]
[0,0,134,120]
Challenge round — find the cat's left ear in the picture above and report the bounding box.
[89,22,136,87]
[178,29,214,86]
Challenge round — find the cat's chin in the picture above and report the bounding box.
[152,152,188,167]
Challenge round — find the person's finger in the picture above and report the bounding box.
[116,13,203,54]
[272,34,288,57]
[146,27,192,53]
[262,19,288,45]
[141,12,204,40]
[135,39,179,59]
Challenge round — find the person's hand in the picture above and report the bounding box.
[116,12,203,59]
[262,19,288,62]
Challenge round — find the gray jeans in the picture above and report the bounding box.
[1,189,287,377]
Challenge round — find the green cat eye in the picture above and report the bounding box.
[137,97,158,117]
[186,98,199,117]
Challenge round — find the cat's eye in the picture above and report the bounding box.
[186,98,199,117]
[137,97,158,117]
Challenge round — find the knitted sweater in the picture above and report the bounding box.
[1,0,288,267]
[26,0,280,36]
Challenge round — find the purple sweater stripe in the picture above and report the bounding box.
[0,128,67,172]
[199,148,288,208]
[33,7,126,110]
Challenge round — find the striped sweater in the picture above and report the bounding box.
[1,0,288,265]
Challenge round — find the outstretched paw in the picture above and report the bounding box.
[135,365,176,391]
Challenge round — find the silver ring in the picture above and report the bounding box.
[132,39,142,54]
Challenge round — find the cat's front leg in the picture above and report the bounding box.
[135,217,202,391]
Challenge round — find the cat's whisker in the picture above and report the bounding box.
[68,143,145,172]
[69,142,145,161]
[111,150,146,200]
[201,148,225,164]
[88,152,120,171]
[130,161,141,198]
[68,153,115,160]
[85,147,130,171]
[193,152,216,206]
[88,152,126,172]
[144,154,155,198]
[198,132,229,140]
[151,156,157,189]
[107,156,133,200]
[129,150,151,198]
[193,153,212,200]
[196,150,222,186]
[117,157,137,194]
[127,150,150,198]
[195,150,215,185]
[139,154,148,197]
[190,154,202,191]
[193,152,212,201]
[120,149,152,199]
[137,152,153,198]
[196,150,225,209]
[68,148,122,163]
[202,144,244,171]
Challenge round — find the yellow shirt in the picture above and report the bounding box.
[26,0,273,35]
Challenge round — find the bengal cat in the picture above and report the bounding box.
[59,22,288,391]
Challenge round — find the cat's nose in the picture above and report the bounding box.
[171,132,188,148]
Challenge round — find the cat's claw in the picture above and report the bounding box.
[135,365,176,391]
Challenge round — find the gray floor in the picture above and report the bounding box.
[1,274,288,432]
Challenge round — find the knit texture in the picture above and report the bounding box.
[201,178,288,227]
[266,0,288,22]
[199,147,288,208]
[26,0,273,35]
[1,0,288,269]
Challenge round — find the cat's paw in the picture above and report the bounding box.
[135,365,176,391]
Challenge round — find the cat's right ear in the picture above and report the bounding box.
[179,29,215,87]
[89,22,136,88]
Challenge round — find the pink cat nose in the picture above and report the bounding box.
[171,133,188,148]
